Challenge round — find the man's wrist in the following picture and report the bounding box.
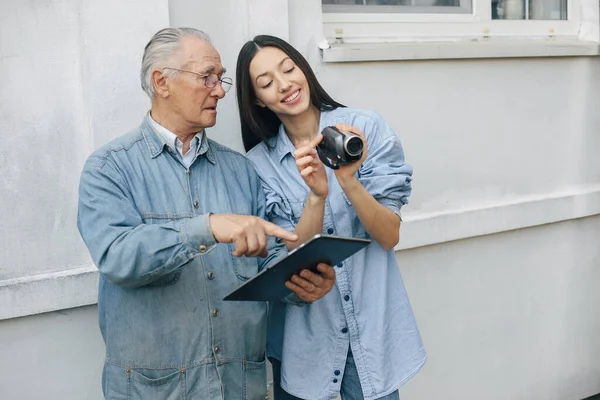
[207,212,219,243]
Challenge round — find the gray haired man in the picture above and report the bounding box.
[77,28,336,399]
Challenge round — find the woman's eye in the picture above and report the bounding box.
[285,67,295,73]
[261,81,273,89]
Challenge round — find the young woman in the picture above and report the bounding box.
[236,35,426,400]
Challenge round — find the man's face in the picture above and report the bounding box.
[163,36,226,131]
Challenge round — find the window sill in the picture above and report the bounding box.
[321,39,600,62]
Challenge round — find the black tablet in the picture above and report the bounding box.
[223,234,371,301]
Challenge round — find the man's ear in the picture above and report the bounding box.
[152,69,169,98]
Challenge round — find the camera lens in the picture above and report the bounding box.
[344,136,363,156]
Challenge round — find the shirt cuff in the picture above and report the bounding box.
[182,214,218,255]
[379,199,403,220]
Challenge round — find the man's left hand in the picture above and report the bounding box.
[285,263,336,303]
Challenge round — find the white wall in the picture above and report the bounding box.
[0,0,169,319]
[0,306,105,400]
[315,57,600,214]
[0,0,167,281]
[1,0,599,399]
[399,216,600,400]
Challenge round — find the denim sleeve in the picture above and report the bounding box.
[359,116,413,217]
[261,180,296,232]
[251,168,289,273]
[251,170,306,307]
[77,155,216,288]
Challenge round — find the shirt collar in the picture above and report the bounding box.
[273,123,296,163]
[141,112,215,164]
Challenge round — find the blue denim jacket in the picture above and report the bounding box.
[247,108,426,400]
[77,114,287,400]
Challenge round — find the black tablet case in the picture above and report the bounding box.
[223,234,371,301]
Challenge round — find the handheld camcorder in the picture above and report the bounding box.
[317,126,364,170]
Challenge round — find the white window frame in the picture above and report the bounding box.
[323,0,582,43]
[323,1,473,16]
[320,0,599,61]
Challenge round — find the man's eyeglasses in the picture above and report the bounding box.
[162,67,233,93]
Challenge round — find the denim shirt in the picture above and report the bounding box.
[246,108,427,400]
[77,114,287,400]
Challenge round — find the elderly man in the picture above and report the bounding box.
[77,27,336,400]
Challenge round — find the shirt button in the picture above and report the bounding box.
[341,327,348,333]
[188,169,192,176]
[334,370,340,376]
[214,346,220,353]
[327,228,334,234]
[333,378,338,383]
[207,271,214,280]
[336,263,344,268]
[199,245,207,253]
[193,200,199,209]
[344,295,350,301]
[212,308,219,317]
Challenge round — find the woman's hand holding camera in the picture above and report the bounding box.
[333,123,368,188]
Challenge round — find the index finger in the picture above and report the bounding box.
[260,219,298,242]
[293,134,323,158]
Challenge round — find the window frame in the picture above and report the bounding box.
[322,1,472,15]
[322,0,583,44]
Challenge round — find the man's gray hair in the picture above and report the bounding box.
[140,27,212,99]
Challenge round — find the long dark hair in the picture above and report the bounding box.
[236,35,345,152]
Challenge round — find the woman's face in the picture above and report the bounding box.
[249,46,312,119]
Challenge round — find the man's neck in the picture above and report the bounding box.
[150,105,200,154]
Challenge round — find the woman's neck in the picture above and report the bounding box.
[280,106,321,148]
